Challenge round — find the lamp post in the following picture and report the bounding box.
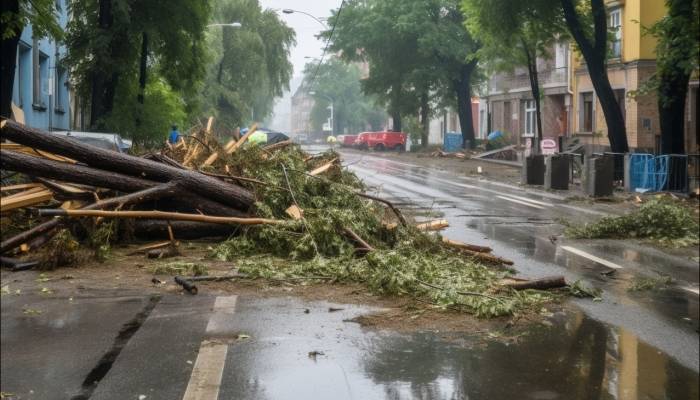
[309,91,333,135]
[281,9,328,28]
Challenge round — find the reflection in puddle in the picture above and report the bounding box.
[362,313,698,400]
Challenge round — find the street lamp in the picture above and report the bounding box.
[281,9,328,28]
[309,91,333,135]
[207,22,242,28]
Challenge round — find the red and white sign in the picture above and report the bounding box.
[541,139,558,155]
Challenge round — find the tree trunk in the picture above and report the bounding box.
[522,37,543,154]
[658,0,694,154]
[1,120,255,210]
[0,0,21,121]
[38,209,283,226]
[90,0,122,130]
[561,0,629,153]
[420,91,430,148]
[0,150,245,217]
[132,220,237,240]
[391,111,402,132]
[455,60,477,149]
[137,32,148,105]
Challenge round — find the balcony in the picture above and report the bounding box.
[489,67,568,95]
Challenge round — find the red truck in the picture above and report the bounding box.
[354,131,407,151]
[338,134,358,147]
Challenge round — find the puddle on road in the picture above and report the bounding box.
[221,298,698,400]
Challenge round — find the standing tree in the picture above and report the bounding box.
[651,0,699,153]
[0,0,62,120]
[303,58,387,135]
[199,0,294,129]
[66,0,211,135]
[463,0,568,152]
[560,0,629,153]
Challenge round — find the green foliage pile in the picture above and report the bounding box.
[212,145,559,317]
[629,275,674,292]
[565,198,699,247]
[151,262,208,276]
[40,229,81,270]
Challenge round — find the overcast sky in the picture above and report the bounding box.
[259,0,343,130]
[260,0,343,77]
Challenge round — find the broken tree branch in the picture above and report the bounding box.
[37,209,286,226]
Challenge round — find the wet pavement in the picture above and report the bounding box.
[2,291,697,399]
[1,146,698,399]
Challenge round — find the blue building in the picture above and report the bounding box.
[11,0,70,131]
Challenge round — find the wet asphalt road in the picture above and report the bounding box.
[1,146,699,400]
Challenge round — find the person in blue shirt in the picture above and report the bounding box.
[168,125,180,145]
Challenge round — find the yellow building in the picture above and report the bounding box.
[571,0,697,152]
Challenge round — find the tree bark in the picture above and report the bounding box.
[0,150,244,217]
[137,32,148,105]
[391,111,402,132]
[420,91,430,147]
[1,120,255,210]
[454,60,478,149]
[561,0,629,153]
[0,0,21,121]
[132,220,237,239]
[658,0,694,154]
[522,37,543,153]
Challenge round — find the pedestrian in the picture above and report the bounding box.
[168,125,180,145]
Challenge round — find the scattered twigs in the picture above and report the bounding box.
[414,278,505,303]
[355,192,407,227]
[127,241,173,255]
[281,164,319,255]
[459,248,514,266]
[342,227,374,253]
[263,139,293,151]
[37,209,286,226]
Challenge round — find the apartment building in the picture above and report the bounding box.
[290,80,315,138]
[10,0,71,131]
[484,42,572,151]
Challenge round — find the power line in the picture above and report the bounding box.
[306,0,346,90]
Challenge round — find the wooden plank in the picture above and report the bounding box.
[1,183,43,192]
[285,205,303,220]
[415,219,449,231]
[1,190,54,212]
[11,102,25,124]
[309,158,337,176]
[2,186,47,199]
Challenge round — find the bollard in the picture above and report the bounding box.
[545,155,569,190]
[521,154,545,185]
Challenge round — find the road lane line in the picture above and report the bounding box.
[560,245,623,269]
[183,295,238,400]
[182,341,228,400]
[496,195,545,209]
[498,193,552,207]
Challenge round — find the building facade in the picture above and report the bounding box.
[570,0,667,152]
[427,99,481,146]
[290,80,315,138]
[484,42,571,151]
[11,0,71,131]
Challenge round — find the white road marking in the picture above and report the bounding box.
[496,195,545,209]
[182,341,228,400]
[560,246,623,269]
[498,193,552,207]
[681,286,700,295]
[183,295,238,400]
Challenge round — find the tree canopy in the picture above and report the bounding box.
[198,0,295,130]
[302,58,387,135]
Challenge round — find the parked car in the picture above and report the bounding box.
[339,134,358,147]
[51,130,129,153]
[354,131,406,151]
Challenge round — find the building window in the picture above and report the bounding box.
[580,92,595,132]
[609,8,622,58]
[32,41,48,110]
[16,43,31,108]
[524,100,536,137]
[55,65,66,113]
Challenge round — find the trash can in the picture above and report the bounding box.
[585,155,614,197]
[522,155,545,185]
[545,155,569,190]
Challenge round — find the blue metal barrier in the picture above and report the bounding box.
[628,153,688,192]
[443,132,463,152]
